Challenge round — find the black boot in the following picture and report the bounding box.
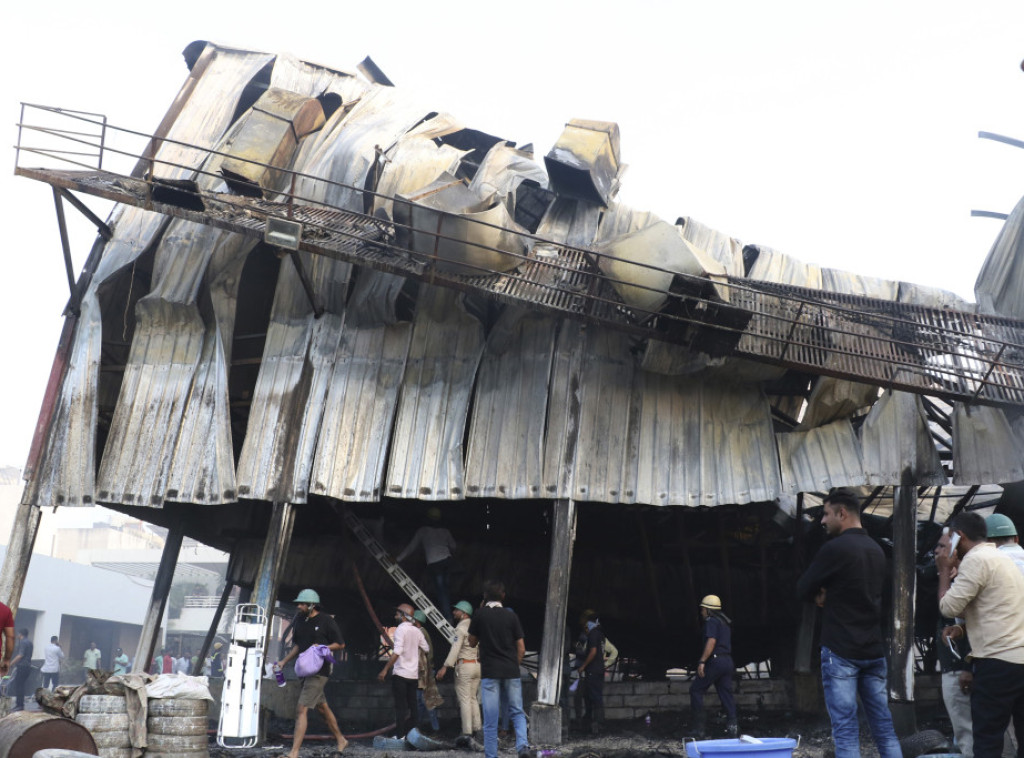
[726,718,738,737]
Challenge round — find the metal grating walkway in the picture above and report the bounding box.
[14,102,1024,410]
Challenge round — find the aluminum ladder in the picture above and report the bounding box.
[339,507,458,645]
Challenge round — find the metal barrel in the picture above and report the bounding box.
[0,712,97,758]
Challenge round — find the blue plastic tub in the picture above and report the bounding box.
[685,737,798,758]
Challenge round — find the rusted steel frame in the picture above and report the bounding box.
[535,498,577,705]
[51,188,79,315]
[133,527,184,673]
[252,502,296,653]
[927,486,942,526]
[777,301,807,363]
[970,342,1007,402]
[56,189,113,240]
[0,500,42,614]
[192,553,237,676]
[944,484,981,525]
[287,252,324,317]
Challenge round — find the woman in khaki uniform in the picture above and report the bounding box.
[437,600,481,742]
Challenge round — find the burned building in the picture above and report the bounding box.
[8,40,1024,738]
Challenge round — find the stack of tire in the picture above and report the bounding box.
[76,695,131,758]
[146,699,209,758]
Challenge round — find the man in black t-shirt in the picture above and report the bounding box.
[576,609,606,734]
[277,589,348,757]
[468,580,529,758]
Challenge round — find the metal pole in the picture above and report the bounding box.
[0,500,42,612]
[133,527,183,673]
[252,502,296,653]
[889,472,918,736]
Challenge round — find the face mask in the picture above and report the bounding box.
[586,621,598,632]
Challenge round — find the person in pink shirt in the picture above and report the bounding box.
[378,603,429,737]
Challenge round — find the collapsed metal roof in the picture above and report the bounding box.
[16,41,1024,515]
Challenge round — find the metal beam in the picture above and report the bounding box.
[133,527,183,673]
[888,475,918,736]
[0,500,42,613]
[252,502,296,652]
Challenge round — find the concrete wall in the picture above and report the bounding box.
[208,674,943,732]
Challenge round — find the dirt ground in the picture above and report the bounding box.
[211,706,954,758]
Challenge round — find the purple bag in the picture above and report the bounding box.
[295,644,334,677]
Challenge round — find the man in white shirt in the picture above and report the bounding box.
[40,636,64,689]
[378,603,429,738]
[82,641,102,676]
[938,511,1024,758]
[396,508,456,621]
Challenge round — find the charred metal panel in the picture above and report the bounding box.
[677,217,746,278]
[898,281,972,311]
[821,268,899,301]
[25,47,274,508]
[465,308,557,499]
[951,403,1024,484]
[799,377,880,430]
[976,192,1024,319]
[386,287,484,500]
[745,245,823,289]
[309,318,412,501]
[778,419,867,494]
[861,391,945,485]
[544,119,622,206]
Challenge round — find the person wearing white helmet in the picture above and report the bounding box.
[688,595,736,738]
[277,589,348,757]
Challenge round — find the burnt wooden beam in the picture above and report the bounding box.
[530,498,577,746]
[133,526,183,673]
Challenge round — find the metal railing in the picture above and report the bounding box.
[13,103,1024,408]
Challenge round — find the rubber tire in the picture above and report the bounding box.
[75,713,130,732]
[89,731,131,750]
[33,750,102,758]
[147,699,208,717]
[899,729,951,758]
[145,734,208,751]
[78,695,128,714]
[96,749,132,758]
[146,716,207,736]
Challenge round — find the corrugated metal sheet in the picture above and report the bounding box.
[745,246,823,289]
[677,216,746,278]
[778,419,867,494]
[26,45,274,508]
[820,267,899,300]
[236,81,447,502]
[975,192,1024,319]
[860,391,945,485]
[464,309,557,499]
[309,317,413,501]
[543,324,782,505]
[897,281,973,311]
[951,403,1024,484]
[386,287,484,500]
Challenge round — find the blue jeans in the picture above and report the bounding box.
[820,647,901,758]
[481,677,528,758]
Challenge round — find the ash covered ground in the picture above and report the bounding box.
[210,706,953,758]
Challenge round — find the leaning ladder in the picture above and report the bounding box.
[339,507,458,645]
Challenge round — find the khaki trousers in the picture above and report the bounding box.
[455,660,482,734]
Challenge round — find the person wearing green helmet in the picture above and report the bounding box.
[986,513,1024,577]
[276,589,348,757]
[437,600,481,743]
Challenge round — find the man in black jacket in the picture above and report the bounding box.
[796,488,901,758]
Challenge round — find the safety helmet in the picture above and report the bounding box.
[453,601,474,616]
[294,589,321,604]
[986,513,1018,538]
[397,603,415,618]
[700,594,722,611]
[413,610,427,624]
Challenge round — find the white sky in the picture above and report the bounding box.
[2,0,1024,470]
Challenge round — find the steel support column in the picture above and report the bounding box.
[253,502,296,651]
[132,527,183,673]
[889,474,918,736]
[0,500,42,612]
[530,498,577,745]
